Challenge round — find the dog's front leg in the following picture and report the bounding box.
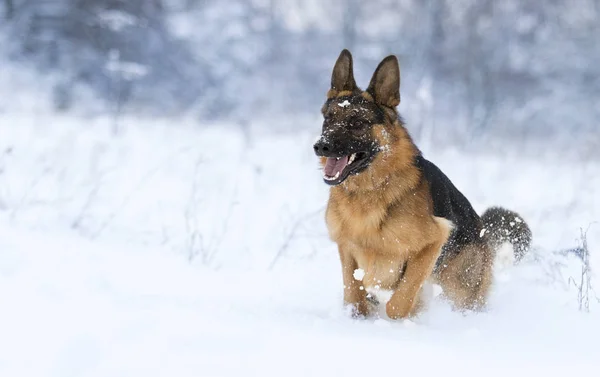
[338,245,369,318]
[386,241,442,319]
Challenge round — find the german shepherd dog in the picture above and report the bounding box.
[313,50,532,319]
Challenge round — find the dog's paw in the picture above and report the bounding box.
[344,302,369,319]
[385,299,415,320]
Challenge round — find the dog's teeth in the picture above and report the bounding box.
[334,171,340,179]
[349,153,356,164]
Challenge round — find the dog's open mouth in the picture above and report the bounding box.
[323,152,369,185]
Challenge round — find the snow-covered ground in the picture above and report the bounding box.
[0,112,599,376]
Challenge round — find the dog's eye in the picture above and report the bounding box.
[350,120,366,132]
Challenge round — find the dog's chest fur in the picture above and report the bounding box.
[326,184,441,290]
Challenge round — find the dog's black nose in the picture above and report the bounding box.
[313,139,332,156]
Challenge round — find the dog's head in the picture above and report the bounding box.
[314,49,413,188]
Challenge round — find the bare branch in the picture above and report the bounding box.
[268,206,326,270]
[570,223,596,312]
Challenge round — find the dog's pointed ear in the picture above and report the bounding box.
[366,55,400,108]
[330,49,357,93]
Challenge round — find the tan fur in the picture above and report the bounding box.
[386,217,452,318]
[433,243,493,311]
[336,90,355,97]
[361,92,375,102]
[326,89,358,99]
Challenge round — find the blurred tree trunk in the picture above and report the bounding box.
[429,0,445,80]
[185,0,207,10]
[268,0,282,62]
[426,0,447,141]
[342,0,359,50]
[464,0,495,136]
[4,0,14,20]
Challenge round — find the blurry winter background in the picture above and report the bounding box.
[0,1,599,376]
[3,0,600,150]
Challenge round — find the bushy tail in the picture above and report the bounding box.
[481,206,532,263]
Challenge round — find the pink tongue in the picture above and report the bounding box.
[324,156,349,177]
